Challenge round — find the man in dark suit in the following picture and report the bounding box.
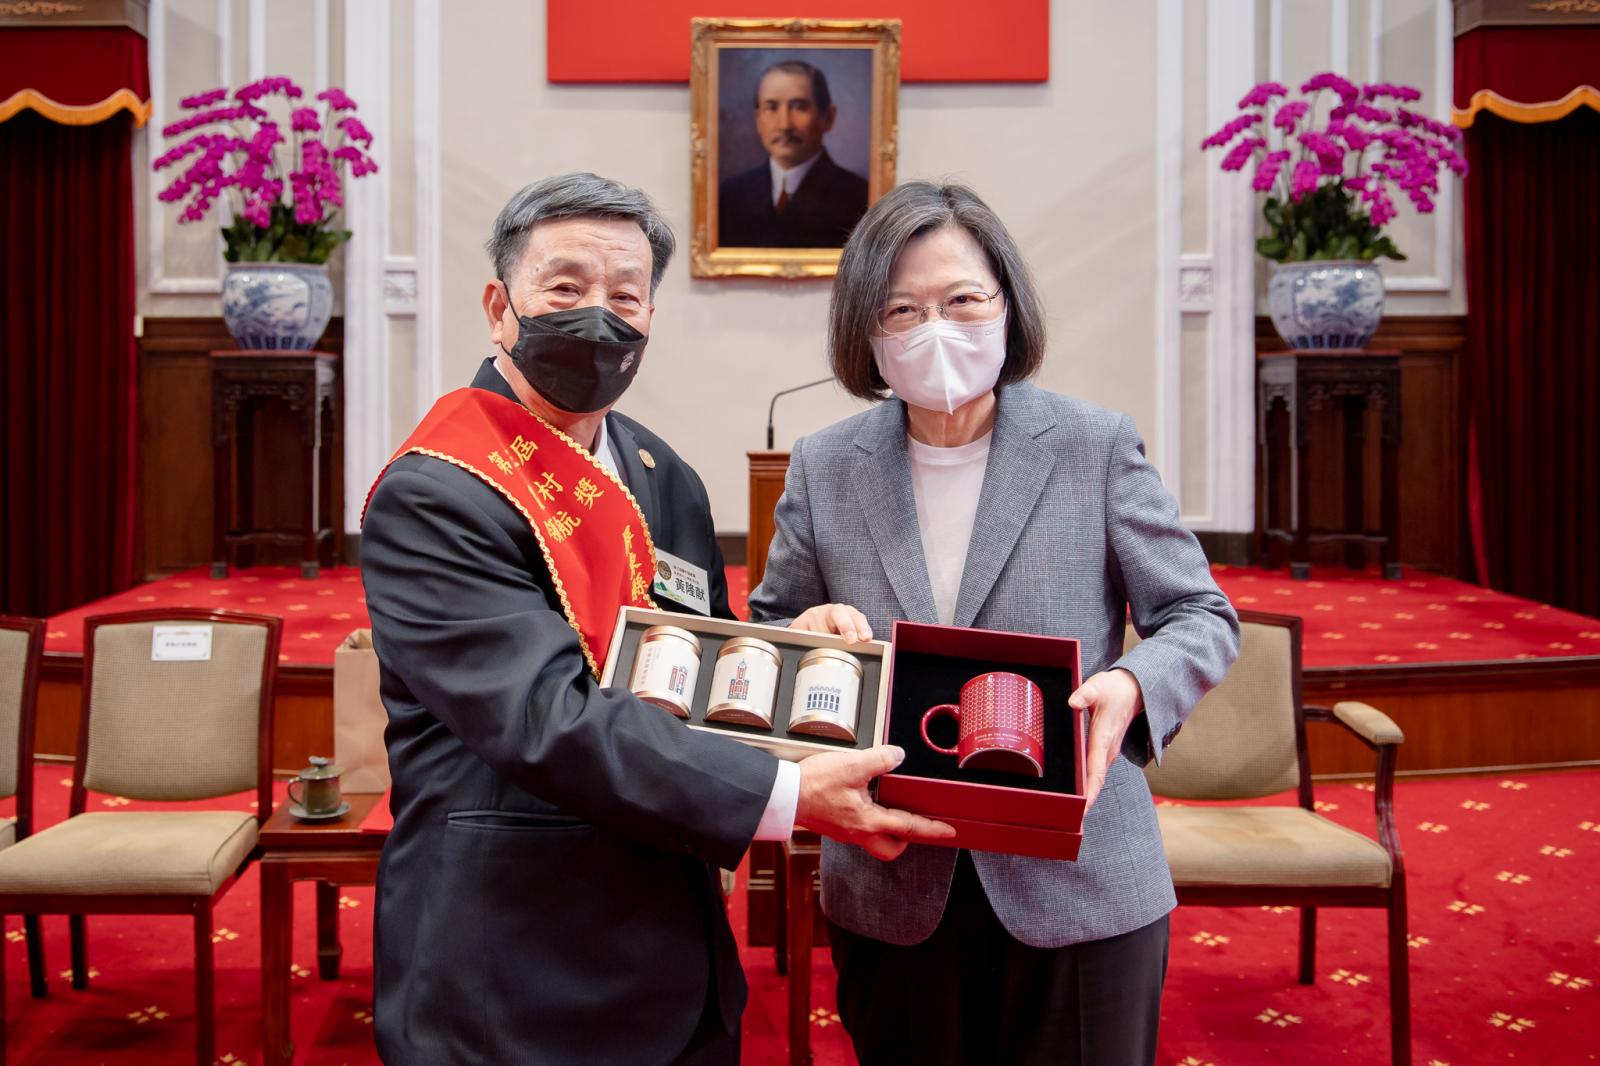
[718,60,870,248]
[360,172,950,1065]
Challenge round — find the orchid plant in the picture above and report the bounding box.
[153,76,379,264]
[1202,72,1467,263]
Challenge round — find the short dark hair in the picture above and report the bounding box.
[828,182,1047,400]
[753,60,833,113]
[486,172,676,295]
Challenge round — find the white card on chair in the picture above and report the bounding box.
[151,624,213,661]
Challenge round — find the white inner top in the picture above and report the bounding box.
[907,431,993,626]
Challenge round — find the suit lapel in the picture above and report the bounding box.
[606,415,661,537]
[853,401,940,624]
[951,383,1058,629]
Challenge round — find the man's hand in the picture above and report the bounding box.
[790,603,874,644]
[795,745,955,861]
[1069,668,1145,809]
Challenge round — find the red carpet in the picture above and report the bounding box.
[726,564,1600,669]
[42,566,371,666]
[43,564,1600,672]
[3,767,1597,1064]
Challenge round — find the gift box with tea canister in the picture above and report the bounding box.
[599,607,892,760]
[873,621,1088,861]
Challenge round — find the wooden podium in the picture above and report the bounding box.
[746,450,791,590]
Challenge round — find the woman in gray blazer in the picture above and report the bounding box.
[749,181,1239,1066]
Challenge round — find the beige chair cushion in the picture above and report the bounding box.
[0,627,29,798]
[0,817,14,851]
[1136,620,1302,801]
[1159,806,1392,888]
[84,621,265,801]
[0,811,258,895]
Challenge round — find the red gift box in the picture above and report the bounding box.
[874,621,1087,861]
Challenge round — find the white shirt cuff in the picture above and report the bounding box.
[752,759,801,841]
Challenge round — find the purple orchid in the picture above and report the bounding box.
[153,75,377,263]
[1201,72,1467,261]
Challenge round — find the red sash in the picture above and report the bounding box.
[364,388,657,679]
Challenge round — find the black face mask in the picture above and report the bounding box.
[499,293,648,414]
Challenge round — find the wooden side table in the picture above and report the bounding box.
[210,350,340,579]
[257,791,385,1066]
[1256,349,1402,580]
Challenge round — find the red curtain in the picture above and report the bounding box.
[1464,109,1600,618]
[0,111,137,617]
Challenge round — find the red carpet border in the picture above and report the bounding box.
[2,768,1597,1063]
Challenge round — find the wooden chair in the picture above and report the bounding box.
[0,608,280,1065]
[0,618,46,999]
[1136,610,1410,1065]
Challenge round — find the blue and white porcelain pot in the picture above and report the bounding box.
[220,262,334,350]
[1266,260,1385,349]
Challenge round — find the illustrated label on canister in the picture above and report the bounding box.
[705,637,783,730]
[788,647,864,743]
[629,625,703,719]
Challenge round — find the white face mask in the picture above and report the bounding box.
[869,312,1008,414]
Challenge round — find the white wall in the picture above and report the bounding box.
[135,0,1466,536]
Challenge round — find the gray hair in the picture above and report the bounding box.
[828,181,1047,400]
[486,172,676,294]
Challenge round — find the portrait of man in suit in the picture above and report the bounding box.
[717,57,871,249]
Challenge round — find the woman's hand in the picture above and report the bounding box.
[790,603,874,644]
[1069,668,1145,809]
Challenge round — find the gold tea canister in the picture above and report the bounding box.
[629,625,703,718]
[705,637,784,729]
[788,647,864,742]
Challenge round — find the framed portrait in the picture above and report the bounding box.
[690,18,900,279]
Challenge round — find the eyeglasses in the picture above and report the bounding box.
[876,288,1004,335]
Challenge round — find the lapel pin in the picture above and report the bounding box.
[638,448,656,470]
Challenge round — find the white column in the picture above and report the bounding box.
[414,0,443,417]
[342,0,393,531]
[1200,0,1258,532]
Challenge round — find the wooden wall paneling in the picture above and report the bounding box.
[136,318,344,579]
[1257,315,1469,577]
[1304,662,1600,776]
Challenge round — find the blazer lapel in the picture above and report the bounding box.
[606,416,661,536]
[951,383,1058,629]
[853,401,940,624]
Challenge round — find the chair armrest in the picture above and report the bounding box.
[1331,701,1404,747]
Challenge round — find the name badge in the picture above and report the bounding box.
[151,624,213,662]
[653,549,712,616]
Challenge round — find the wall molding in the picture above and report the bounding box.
[146,0,227,295]
[383,258,418,316]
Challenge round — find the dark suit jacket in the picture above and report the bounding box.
[361,358,778,1064]
[718,148,869,248]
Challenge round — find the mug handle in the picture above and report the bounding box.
[920,704,961,756]
[287,780,305,809]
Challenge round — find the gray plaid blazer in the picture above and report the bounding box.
[749,381,1239,948]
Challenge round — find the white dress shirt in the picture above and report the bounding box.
[769,151,821,206]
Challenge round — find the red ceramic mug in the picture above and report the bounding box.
[919,671,1045,777]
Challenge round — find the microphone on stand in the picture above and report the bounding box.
[765,377,834,449]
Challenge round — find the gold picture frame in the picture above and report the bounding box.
[690,18,901,279]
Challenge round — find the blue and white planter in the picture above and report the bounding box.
[1266,260,1386,349]
[220,262,334,350]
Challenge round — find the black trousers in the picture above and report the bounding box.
[828,852,1170,1066]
